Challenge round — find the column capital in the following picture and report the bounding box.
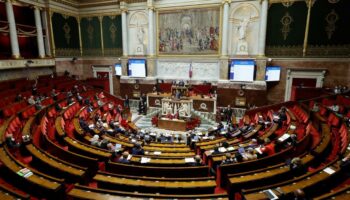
[222,0,231,5]
[120,1,128,13]
[4,0,16,4]
[98,16,103,22]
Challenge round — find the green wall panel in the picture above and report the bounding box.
[52,12,80,53]
[80,17,102,56]
[102,15,122,56]
[266,2,307,46]
[309,0,350,45]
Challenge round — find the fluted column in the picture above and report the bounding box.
[34,7,45,58]
[258,0,268,56]
[221,0,230,57]
[121,1,128,57]
[147,0,155,56]
[41,9,51,56]
[5,0,20,58]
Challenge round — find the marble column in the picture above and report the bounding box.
[5,0,20,58]
[34,7,45,58]
[121,9,128,56]
[221,0,230,57]
[258,0,268,56]
[147,1,155,56]
[41,9,51,56]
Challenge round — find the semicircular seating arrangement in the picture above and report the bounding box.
[0,77,349,200]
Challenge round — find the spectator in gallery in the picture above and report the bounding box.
[118,151,130,164]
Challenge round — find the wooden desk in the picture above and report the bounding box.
[94,173,216,194]
[158,118,187,131]
[0,147,64,199]
[26,144,87,183]
[106,161,209,178]
[68,184,229,199]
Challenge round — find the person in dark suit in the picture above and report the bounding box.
[190,155,204,166]
[124,95,130,109]
[131,143,144,155]
[225,105,233,124]
[118,151,130,164]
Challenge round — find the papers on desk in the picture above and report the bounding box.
[88,124,95,129]
[220,131,227,135]
[153,151,162,155]
[219,147,227,153]
[150,132,157,136]
[115,144,122,151]
[140,157,151,163]
[289,125,296,130]
[185,157,195,163]
[202,136,209,140]
[255,147,263,155]
[127,154,132,160]
[227,146,235,151]
[323,167,335,175]
[278,134,290,142]
[263,189,279,200]
[107,129,114,133]
[17,168,33,178]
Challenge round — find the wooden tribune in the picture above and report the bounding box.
[158,118,187,131]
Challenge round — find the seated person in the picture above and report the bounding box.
[118,151,130,164]
[79,117,90,132]
[35,100,43,110]
[311,102,320,112]
[243,148,258,161]
[131,143,144,155]
[90,134,101,147]
[55,103,62,112]
[328,103,340,112]
[260,138,275,156]
[221,153,234,165]
[15,93,23,102]
[288,157,307,177]
[190,155,204,166]
[5,133,20,148]
[27,96,36,105]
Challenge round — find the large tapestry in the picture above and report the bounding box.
[158,7,220,55]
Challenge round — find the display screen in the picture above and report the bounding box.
[128,59,146,78]
[265,66,281,81]
[115,63,122,76]
[229,60,255,82]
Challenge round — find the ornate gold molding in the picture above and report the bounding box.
[266,45,303,57]
[325,9,339,40]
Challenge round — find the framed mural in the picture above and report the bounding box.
[157,7,220,55]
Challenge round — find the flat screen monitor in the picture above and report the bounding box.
[229,60,255,82]
[265,66,281,82]
[115,63,122,76]
[128,59,146,78]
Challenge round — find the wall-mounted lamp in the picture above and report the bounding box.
[25,60,34,67]
[72,57,78,63]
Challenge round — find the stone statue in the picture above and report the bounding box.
[179,103,188,117]
[238,18,250,40]
[166,103,173,115]
[137,22,145,45]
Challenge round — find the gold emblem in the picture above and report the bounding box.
[109,23,117,45]
[63,23,71,45]
[280,12,293,40]
[281,0,294,8]
[325,9,339,40]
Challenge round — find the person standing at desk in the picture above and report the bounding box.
[225,105,233,124]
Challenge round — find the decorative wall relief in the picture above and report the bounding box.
[128,11,148,55]
[325,9,339,40]
[81,16,101,56]
[157,60,219,81]
[158,7,220,55]
[229,2,260,55]
[280,12,293,40]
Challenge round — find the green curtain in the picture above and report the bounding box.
[102,15,122,56]
[309,0,350,45]
[80,16,102,56]
[52,12,80,56]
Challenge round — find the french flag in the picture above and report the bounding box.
[189,63,193,78]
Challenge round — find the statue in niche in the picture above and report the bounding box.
[178,103,189,117]
[238,18,250,40]
[137,22,145,45]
